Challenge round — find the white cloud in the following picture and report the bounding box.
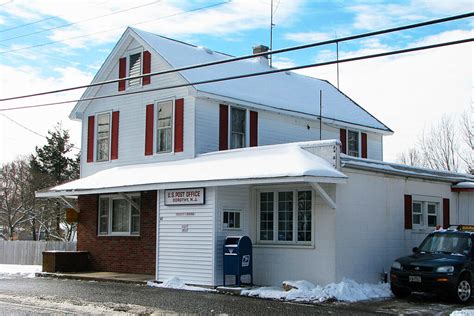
[0,64,93,164]
[2,0,304,48]
[272,57,297,69]
[297,30,473,163]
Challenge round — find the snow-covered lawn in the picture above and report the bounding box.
[451,310,474,316]
[242,279,392,303]
[0,264,42,279]
[147,277,215,292]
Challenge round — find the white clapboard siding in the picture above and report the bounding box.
[81,38,195,177]
[195,97,384,160]
[214,185,251,285]
[458,192,473,224]
[157,188,215,286]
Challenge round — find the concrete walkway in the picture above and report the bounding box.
[36,271,154,284]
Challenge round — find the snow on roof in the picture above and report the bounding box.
[37,141,347,197]
[452,181,474,191]
[342,155,474,183]
[130,28,392,133]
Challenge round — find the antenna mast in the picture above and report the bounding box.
[270,0,274,67]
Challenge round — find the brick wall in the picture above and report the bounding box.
[77,191,157,275]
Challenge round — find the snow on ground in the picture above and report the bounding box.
[242,279,392,303]
[147,277,215,292]
[0,264,41,279]
[451,310,474,316]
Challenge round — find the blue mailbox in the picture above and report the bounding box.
[223,236,253,286]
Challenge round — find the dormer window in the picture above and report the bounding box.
[128,52,142,87]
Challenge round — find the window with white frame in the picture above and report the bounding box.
[128,52,142,87]
[223,210,241,229]
[96,113,110,162]
[258,190,313,244]
[156,100,173,153]
[347,130,359,157]
[231,107,246,149]
[413,200,439,228]
[98,195,140,236]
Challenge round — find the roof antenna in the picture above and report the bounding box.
[335,31,340,89]
[319,90,322,140]
[269,0,275,67]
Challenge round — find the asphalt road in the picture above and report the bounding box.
[0,277,471,315]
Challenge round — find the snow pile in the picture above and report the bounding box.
[147,277,215,292]
[451,310,474,316]
[242,279,392,303]
[0,264,41,279]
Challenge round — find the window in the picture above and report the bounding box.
[231,107,246,149]
[223,210,241,229]
[258,190,313,244]
[128,52,142,87]
[98,195,140,236]
[156,100,173,153]
[413,200,439,228]
[347,130,359,157]
[96,113,110,161]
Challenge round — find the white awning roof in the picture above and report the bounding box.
[37,141,347,197]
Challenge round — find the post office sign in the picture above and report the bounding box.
[165,188,205,205]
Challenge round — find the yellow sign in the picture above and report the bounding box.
[65,208,79,223]
[458,225,474,232]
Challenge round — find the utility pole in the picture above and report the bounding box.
[319,90,322,140]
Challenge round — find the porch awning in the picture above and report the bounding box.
[36,141,347,197]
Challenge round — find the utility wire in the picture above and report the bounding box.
[0,38,471,113]
[0,1,161,43]
[1,12,471,102]
[0,1,230,55]
[0,17,56,33]
[0,113,81,150]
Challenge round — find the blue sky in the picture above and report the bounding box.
[0,0,472,165]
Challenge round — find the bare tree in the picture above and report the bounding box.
[0,159,35,240]
[398,112,473,173]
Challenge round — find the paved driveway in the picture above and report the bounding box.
[0,277,471,315]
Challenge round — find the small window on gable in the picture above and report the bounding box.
[128,52,142,87]
[223,210,241,229]
[96,113,110,162]
[231,107,246,149]
[156,100,173,153]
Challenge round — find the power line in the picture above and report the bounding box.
[0,1,161,43]
[0,17,56,33]
[0,113,81,150]
[1,12,471,103]
[1,38,471,113]
[0,1,230,55]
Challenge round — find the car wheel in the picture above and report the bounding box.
[391,283,411,298]
[453,276,472,304]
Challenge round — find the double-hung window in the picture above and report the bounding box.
[347,130,359,157]
[231,107,246,149]
[156,100,173,153]
[96,113,110,162]
[413,200,439,228]
[98,195,140,236]
[258,189,313,244]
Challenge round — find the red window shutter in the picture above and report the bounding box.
[174,98,184,152]
[118,57,126,91]
[145,104,154,156]
[219,104,228,150]
[404,195,413,229]
[87,116,95,163]
[443,198,450,228]
[361,132,368,158]
[340,128,347,154]
[111,111,119,160]
[250,111,258,147]
[142,51,151,85]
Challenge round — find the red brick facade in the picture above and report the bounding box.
[77,191,157,275]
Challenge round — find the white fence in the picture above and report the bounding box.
[0,241,77,265]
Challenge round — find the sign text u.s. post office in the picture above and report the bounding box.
[164,188,205,206]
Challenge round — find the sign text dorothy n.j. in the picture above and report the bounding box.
[165,188,205,205]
